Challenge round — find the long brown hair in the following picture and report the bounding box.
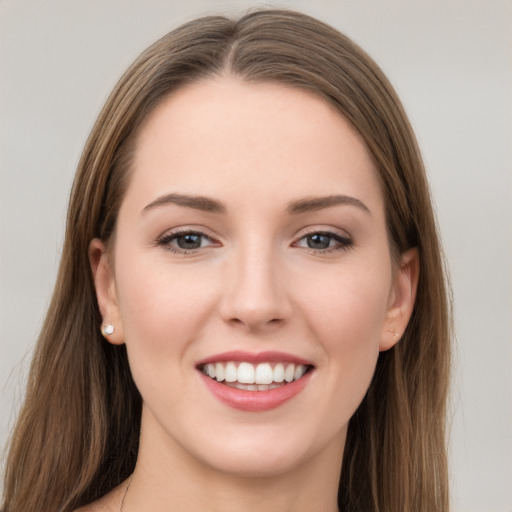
[2,10,451,512]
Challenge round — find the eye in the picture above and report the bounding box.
[157,230,218,253]
[294,231,352,252]
[305,233,334,250]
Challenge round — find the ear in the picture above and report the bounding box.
[380,248,419,351]
[89,238,125,345]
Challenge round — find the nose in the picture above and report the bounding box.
[218,246,293,332]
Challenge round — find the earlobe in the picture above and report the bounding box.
[380,247,419,351]
[89,238,125,345]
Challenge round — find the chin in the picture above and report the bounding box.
[179,420,346,480]
[198,442,312,478]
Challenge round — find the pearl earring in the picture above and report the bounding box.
[102,324,115,337]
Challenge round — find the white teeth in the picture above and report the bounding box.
[273,363,285,383]
[237,362,255,384]
[225,362,237,382]
[201,361,310,388]
[255,363,273,385]
[215,363,225,382]
[284,364,295,383]
[228,382,257,391]
[228,382,280,391]
[294,364,306,380]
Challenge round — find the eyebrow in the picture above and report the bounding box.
[142,193,226,214]
[142,193,370,216]
[287,195,371,215]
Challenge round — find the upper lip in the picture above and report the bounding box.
[196,350,314,368]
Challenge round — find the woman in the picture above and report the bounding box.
[1,9,451,512]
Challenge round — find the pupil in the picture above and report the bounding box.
[308,234,330,249]
[177,234,201,249]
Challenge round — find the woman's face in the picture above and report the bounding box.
[91,78,417,478]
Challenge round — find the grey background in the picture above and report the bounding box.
[1,1,511,511]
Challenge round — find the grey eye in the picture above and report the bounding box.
[175,233,204,249]
[306,234,332,249]
[293,231,353,253]
[157,229,219,254]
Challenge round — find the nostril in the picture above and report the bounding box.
[225,312,284,330]
[218,271,293,329]
[229,316,285,332]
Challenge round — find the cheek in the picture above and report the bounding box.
[113,253,219,373]
[302,261,391,343]
[113,257,224,422]
[297,261,391,404]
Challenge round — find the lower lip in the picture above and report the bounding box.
[199,371,312,412]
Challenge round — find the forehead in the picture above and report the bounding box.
[127,77,383,214]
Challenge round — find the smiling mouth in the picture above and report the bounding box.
[199,361,313,391]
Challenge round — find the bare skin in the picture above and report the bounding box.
[75,481,127,512]
[81,77,418,512]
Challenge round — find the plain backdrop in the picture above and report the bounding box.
[0,1,511,511]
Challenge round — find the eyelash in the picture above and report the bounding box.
[293,231,353,254]
[156,229,218,254]
[156,229,353,255]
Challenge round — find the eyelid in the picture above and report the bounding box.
[293,225,352,241]
[156,226,222,254]
[292,227,353,253]
[154,225,353,255]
